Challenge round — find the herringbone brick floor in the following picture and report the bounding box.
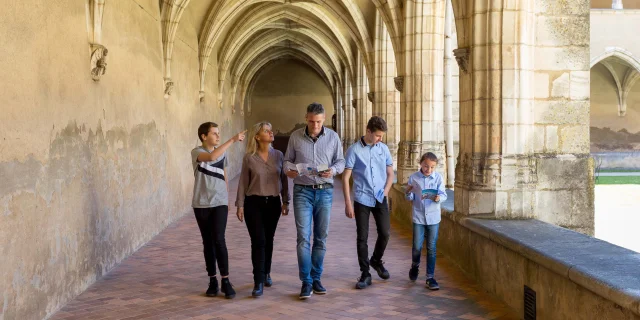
[50,180,518,320]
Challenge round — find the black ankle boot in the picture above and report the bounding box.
[206,277,219,297]
[220,278,236,299]
[252,282,264,297]
[264,274,273,287]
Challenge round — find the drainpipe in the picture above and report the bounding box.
[444,0,455,189]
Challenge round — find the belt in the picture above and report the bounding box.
[296,183,333,190]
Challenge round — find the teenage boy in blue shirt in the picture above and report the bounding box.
[342,116,394,289]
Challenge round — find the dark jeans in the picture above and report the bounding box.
[244,195,282,284]
[354,198,390,273]
[194,206,229,277]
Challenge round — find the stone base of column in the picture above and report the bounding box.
[454,153,594,235]
[397,140,446,184]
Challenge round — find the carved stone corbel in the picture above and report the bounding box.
[367,92,374,103]
[394,76,404,92]
[454,48,470,74]
[352,99,357,109]
[199,91,205,102]
[90,44,108,81]
[163,78,174,99]
[217,98,223,109]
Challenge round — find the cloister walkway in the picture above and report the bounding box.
[50,180,518,320]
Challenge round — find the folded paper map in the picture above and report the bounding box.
[291,163,330,176]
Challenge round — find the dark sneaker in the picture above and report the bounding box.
[312,280,327,294]
[220,278,236,299]
[299,283,313,300]
[370,258,390,280]
[409,265,419,281]
[355,272,372,289]
[264,274,273,287]
[426,278,440,290]
[206,277,219,297]
[252,282,264,297]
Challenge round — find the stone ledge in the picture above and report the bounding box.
[591,9,640,15]
[441,194,640,317]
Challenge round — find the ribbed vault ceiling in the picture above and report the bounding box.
[160,0,382,107]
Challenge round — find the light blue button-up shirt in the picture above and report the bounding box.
[345,136,393,207]
[405,171,447,225]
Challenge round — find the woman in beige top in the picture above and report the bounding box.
[236,121,290,297]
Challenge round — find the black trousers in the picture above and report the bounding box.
[244,195,282,284]
[354,198,390,273]
[194,206,229,277]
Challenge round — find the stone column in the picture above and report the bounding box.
[342,69,355,149]
[334,80,344,141]
[453,0,536,219]
[373,11,400,167]
[354,54,371,138]
[443,0,455,188]
[451,0,593,233]
[397,0,447,183]
[531,0,593,234]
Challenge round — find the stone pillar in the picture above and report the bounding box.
[531,0,593,234]
[443,0,455,188]
[453,0,536,219]
[373,11,400,167]
[452,0,593,233]
[342,69,355,149]
[397,0,446,183]
[354,54,371,138]
[334,80,344,141]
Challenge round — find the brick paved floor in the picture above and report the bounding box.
[51,180,518,320]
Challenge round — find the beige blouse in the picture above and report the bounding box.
[235,148,290,208]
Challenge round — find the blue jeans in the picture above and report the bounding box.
[293,185,333,285]
[412,223,439,279]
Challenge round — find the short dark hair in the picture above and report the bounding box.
[420,152,439,163]
[306,102,325,115]
[197,122,218,142]
[366,116,387,133]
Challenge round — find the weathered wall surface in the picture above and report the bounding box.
[531,0,594,234]
[246,60,334,135]
[0,1,244,319]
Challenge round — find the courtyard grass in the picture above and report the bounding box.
[595,176,640,185]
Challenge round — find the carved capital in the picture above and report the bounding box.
[163,78,174,99]
[394,76,404,92]
[217,98,223,110]
[453,48,470,74]
[199,91,205,102]
[352,99,357,109]
[90,44,108,81]
[367,92,374,103]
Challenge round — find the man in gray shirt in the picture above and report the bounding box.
[284,103,345,299]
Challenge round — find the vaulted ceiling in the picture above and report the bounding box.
[159,0,380,105]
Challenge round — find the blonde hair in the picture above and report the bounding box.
[246,121,273,155]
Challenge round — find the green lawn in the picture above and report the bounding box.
[598,168,640,173]
[595,176,640,185]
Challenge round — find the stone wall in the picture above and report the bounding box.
[0,1,244,319]
[532,0,594,234]
[245,60,335,135]
[389,187,640,320]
